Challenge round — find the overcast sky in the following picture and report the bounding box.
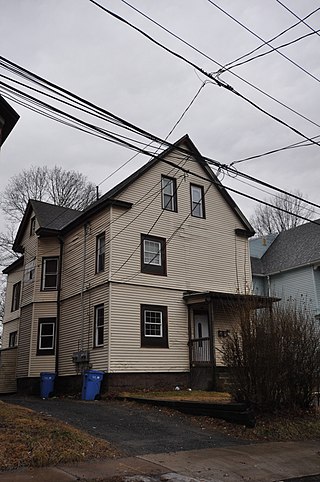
[1,0,320,233]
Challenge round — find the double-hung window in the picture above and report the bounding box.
[94,304,104,347]
[141,234,166,276]
[9,331,17,348]
[30,217,36,236]
[141,304,168,348]
[96,233,105,273]
[11,281,21,312]
[162,176,177,212]
[42,257,59,290]
[37,318,56,355]
[24,259,35,283]
[190,184,205,218]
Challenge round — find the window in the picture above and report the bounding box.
[94,304,104,347]
[190,184,205,218]
[9,331,17,348]
[96,233,105,273]
[141,304,168,348]
[162,176,177,212]
[37,318,56,355]
[141,234,166,276]
[11,282,21,312]
[30,217,36,236]
[24,259,35,283]
[41,257,59,290]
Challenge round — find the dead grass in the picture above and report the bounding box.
[118,390,232,403]
[192,410,320,442]
[0,401,119,471]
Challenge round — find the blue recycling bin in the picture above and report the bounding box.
[82,370,104,401]
[40,372,56,399]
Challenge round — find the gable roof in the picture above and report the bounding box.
[12,135,254,253]
[251,219,320,275]
[2,255,24,275]
[13,200,82,252]
[0,95,20,147]
[67,134,254,236]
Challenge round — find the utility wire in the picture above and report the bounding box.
[222,6,320,69]
[207,0,320,84]
[88,0,320,149]
[226,28,320,71]
[275,0,320,38]
[2,56,320,218]
[114,0,320,132]
[2,73,320,217]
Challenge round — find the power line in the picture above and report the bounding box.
[2,56,320,218]
[225,28,320,72]
[221,6,320,70]
[275,0,320,38]
[207,0,320,85]
[116,0,320,132]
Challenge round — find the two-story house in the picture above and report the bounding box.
[1,135,273,395]
[250,221,320,319]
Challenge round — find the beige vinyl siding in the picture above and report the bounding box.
[214,308,238,366]
[0,348,17,393]
[109,283,189,373]
[59,284,109,375]
[34,238,60,303]
[3,269,23,323]
[20,210,38,307]
[111,150,250,294]
[16,304,32,378]
[2,319,19,349]
[28,302,57,377]
[61,210,111,301]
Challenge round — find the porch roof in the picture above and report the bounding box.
[183,290,279,308]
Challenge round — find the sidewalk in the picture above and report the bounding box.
[1,440,320,482]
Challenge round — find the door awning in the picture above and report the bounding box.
[183,290,279,308]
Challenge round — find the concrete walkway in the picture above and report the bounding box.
[0,440,320,482]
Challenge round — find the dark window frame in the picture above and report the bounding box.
[96,233,105,273]
[161,175,178,212]
[41,257,59,291]
[141,304,168,348]
[190,184,206,219]
[8,331,17,348]
[30,217,36,236]
[94,304,104,347]
[37,318,56,356]
[11,281,21,312]
[141,234,167,276]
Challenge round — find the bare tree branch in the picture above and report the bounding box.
[250,190,314,235]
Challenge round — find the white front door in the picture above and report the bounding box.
[193,312,210,362]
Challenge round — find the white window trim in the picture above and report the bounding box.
[42,257,59,290]
[143,240,161,266]
[94,305,104,347]
[39,322,55,350]
[144,310,163,338]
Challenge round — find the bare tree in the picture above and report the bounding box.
[251,190,314,235]
[1,165,96,223]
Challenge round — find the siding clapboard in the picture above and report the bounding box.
[16,304,32,378]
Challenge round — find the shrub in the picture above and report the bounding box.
[222,301,320,412]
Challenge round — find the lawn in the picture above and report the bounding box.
[0,400,119,470]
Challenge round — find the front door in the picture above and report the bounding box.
[193,312,210,362]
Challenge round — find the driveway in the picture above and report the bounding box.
[2,396,250,456]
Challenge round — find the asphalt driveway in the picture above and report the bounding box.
[2,396,250,456]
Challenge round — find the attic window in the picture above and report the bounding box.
[30,217,36,236]
[162,176,177,212]
[41,257,59,290]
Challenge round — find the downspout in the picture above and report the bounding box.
[108,206,112,374]
[56,237,64,375]
[267,275,271,297]
[80,224,89,351]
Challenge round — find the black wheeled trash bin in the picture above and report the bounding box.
[82,370,104,400]
[40,372,56,399]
